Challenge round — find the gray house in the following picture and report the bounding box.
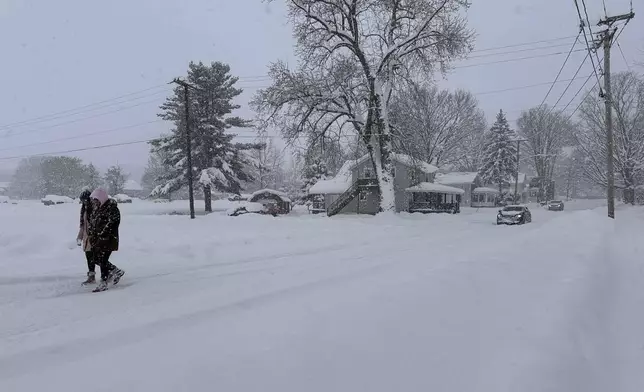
[309,153,465,216]
[434,172,481,207]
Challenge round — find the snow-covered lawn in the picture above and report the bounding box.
[0,199,642,391]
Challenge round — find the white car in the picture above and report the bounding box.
[497,205,532,225]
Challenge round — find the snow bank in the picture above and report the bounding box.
[1,202,643,391]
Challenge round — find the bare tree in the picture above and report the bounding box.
[390,83,486,167]
[248,133,285,190]
[517,106,573,194]
[575,71,644,204]
[254,0,473,212]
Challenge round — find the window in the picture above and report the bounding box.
[363,167,374,179]
[359,191,368,201]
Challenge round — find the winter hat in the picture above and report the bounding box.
[90,188,109,206]
[79,189,92,201]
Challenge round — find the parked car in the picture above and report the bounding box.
[546,200,564,211]
[497,205,532,225]
[113,194,133,203]
[41,195,74,206]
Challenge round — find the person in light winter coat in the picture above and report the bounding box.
[88,188,125,292]
[77,189,96,284]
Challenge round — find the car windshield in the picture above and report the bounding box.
[503,206,524,212]
[550,200,562,203]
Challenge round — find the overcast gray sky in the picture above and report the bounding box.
[0,0,641,180]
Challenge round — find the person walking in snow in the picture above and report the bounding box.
[77,189,96,285]
[87,188,125,292]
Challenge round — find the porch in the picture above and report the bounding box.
[472,187,499,208]
[405,182,465,214]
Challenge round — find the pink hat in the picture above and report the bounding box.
[90,188,109,205]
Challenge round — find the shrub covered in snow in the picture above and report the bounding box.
[227,202,269,217]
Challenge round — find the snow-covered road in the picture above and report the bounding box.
[1,200,642,391]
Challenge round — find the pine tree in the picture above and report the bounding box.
[300,155,330,204]
[104,165,129,195]
[151,61,258,212]
[84,163,102,191]
[479,110,518,198]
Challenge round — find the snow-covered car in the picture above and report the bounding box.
[0,195,17,204]
[41,195,74,206]
[113,194,133,203]
[496,205,532,225]
[227,202,273,217]
[546,200,564,211]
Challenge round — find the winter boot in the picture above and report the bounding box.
[81,271,96,285]
[109,268,125,285]
[93,279,109,293]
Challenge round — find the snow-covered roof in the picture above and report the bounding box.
[249,188,292,203]
[124,180,143,191]
[405,182,465,195]
[352,153,438,174]
[501,173,527,185]
[435,172,478,185]
[472,187,500,194]
[309,160,356,195]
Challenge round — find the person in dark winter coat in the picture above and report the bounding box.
[77,189,96,284]
[88,188,125,292]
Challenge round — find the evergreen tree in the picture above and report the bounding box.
[300,154,330,204]
[141,151,170,196]
[40,156,88,197]
[151,61,258,212]
[104,165,129,195]
[9,157,46,199]
[479,110,518,198]
[84,163,102,191]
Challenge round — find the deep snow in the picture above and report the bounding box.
[0,199,643,391]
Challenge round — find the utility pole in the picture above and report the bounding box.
[171,78,196,219]
[514,139,527,204]
[595,11,635,219]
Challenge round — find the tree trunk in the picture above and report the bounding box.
[371,87,396,213]
[204,185,212,212]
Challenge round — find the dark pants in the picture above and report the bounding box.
[85,251,95,273]
[93,250,116,281]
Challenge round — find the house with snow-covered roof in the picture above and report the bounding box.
[309,153,466,216]
[123,179,145,198]
[435,172,481,207]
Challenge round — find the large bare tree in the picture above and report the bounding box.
[575,71,644,204]
[390,83,486,167]
[517,106,573,194]
[253,0,473,212]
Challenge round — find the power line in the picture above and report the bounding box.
[466,42,578,59]
[447,49,585,69]
[549,51,591,112]
[539,32,582,107]
[471,35,579,53]
[0,120,165,153]
[472,74,593,96]
[577,0,605,88]
[1,98,165,139]
[0,84,169,131]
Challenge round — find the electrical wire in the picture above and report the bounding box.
[538,32,582,107]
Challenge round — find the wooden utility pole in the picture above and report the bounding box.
[596,11,634,219]
[514,139,527,204]
[171,78,196,219]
